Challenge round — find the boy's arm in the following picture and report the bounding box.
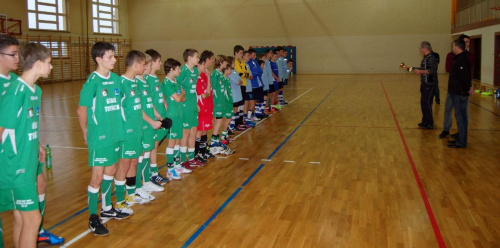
[142,110,162,129]
[76,106,88,144]
[39,144,46,163]
[153,107,162,120]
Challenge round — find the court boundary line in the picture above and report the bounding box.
[381,82,446,248]
[181,87,336,247]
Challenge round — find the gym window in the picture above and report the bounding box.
[92,0,120,34]
[27,0,67,31]
[39,41,69,58]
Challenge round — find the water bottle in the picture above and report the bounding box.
[45,144,52,169]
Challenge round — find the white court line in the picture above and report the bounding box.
[60,219,110,247]
[284,160,295,163]
[215,156,228,159]
[234,87,313,140]
[309,162,321,164]
[261,159,271,162]
[239,158,249,160]
[288,88,313,104]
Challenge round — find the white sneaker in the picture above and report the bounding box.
[136,188,155,201]
[209,146,223,155]
[178,166,192,174]
[143,182,164,192]
[167,168,181,180]
[116,201,134,215]
[125,193,150,205]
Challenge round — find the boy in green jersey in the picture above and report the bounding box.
[135,54,163,197]
[178,49,202,171]
[144,49,170,186]
[114,51,151,214]
[77,42,130,237]
[0,43,51,248]
[162,58,185,180]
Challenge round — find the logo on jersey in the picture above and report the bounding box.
[102,89,108,97]
[142,90,148,96]
[27,108,34,118]
[155,86,160,92]
[130,90,136,97]
[36,107,40,117]
[190,78,193,83]
[114,88,119,96]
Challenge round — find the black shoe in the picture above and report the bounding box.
[418,123,424,127]
[448,140,456,144]
[195,153,207,163]
[100,207,130,220]
[227,129,235,136]
[151,174,169,186]
[450,133,458,139]
[448,143,465,148]
[439,131,449,139]
[89,214,109,236]
[420,125,434,130]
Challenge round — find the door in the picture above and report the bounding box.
[495,33,500,87]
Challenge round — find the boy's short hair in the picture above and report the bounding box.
[226,56,234,68]
[233,45,244,55]
[248,48,257,55]
[0,35,19,52]
[19,43,51,71]
[199,50,214,64]
[125,50,146,67]
[277,46,285,52]
[272,49,279,54]
[458,34,470,41]
[91,42,115,64]
[265,49,272,54]
[258,60,265,66]
[145,49,161,62]
[144,53,152,64]
[258,53,265,60]
[243,51,249,56]
[214,55,227,68]
[453,39,466,51]
[287,59,294,63]
[164,58,181,74]
[182,48,198,62]
[223,66,231,73]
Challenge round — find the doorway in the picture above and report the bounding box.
[469,36,481,81]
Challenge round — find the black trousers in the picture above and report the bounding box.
[420,84,436,126]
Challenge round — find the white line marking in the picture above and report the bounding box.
[284,160,295,163]
[261,159,271,162]
[60,219,110,247]
[239,158,249,160]
[234,88,313,140]
[288,88,313,104]
[310,161,320,164]
[215,156,227,159]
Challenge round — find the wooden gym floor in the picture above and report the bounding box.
[1,74,499,248]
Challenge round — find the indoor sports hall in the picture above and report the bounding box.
[0,1,499,247]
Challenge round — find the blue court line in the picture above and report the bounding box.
[45,163,170,232]
[181,87,336,248]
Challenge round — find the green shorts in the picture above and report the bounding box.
[38,162,44,175]
[142,127,155,152]
[155,128,169,142]
[120,137,143,159]
[89,143,120,166]
[167,117,183,140]
[182,108,199,129]
[213,103,224,118]
[224,103,233,118]
[0,183,39,212]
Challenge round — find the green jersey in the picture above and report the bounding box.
[0,78,42,189]
[0,72,18,92]
[211,69,224,103]
[137,76,155,129]
[79,71,124,150]
[162,77,183,118]
[222,75,233,104]
[177,64,199,111]
[145,74,167,118]
[120,76,143,140]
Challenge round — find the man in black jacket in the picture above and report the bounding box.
[413,41,438,129]
[447,39,472,148]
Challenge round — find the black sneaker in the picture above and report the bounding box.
[151,174,170,186]
[420,125,434,130]
[439,131,449,139]
[195,153,207,163]
[418,122,424,127]
[89,214,109,236]
[204,150,216,159]
[100,207,130,220]
[450,133,458,139]
[227,129,235,136]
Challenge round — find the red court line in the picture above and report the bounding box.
[381,82,446,248]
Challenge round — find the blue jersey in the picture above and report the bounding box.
[270,61,279,83]
[229,69,242,103]
[247,59,262,88]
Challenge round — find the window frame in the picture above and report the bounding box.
[91,0,120,35]
[27,0,68,32]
